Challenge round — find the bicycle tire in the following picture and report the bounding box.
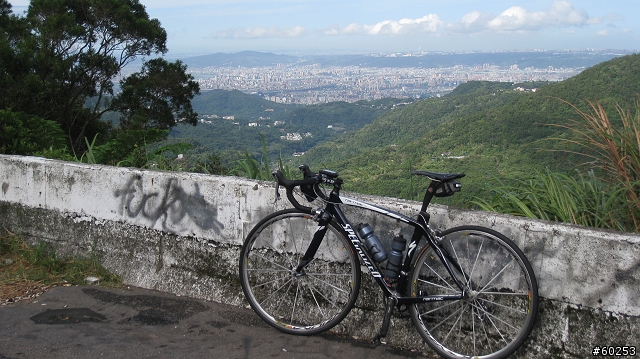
[409,226,539,359]
[239,208,361,335]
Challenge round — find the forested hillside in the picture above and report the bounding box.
[189,89,291,118]
[171,90,410,161]
[300,54,640,204]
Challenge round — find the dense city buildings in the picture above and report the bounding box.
[190,62,582,104]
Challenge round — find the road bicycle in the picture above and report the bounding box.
[239,165,539,359]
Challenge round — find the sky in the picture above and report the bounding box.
[8,0,640,56]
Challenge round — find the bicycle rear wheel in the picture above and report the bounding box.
[239,209,361,335]
[410,226,538,359]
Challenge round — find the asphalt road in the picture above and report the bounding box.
[0,285,430,359]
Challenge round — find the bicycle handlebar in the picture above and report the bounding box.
[272,164,464,213]
[272,165,321,212]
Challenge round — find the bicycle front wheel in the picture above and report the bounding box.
[410,226,538,359]
[239,209,361,335]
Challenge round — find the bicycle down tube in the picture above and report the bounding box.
[313,190,467,305]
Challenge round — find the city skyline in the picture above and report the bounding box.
[192,61,583,104]
[7,1,640,56]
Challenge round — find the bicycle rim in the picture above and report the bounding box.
[240,209,361,335]
[410,226,539,359]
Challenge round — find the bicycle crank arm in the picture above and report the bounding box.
[373,296,398,345]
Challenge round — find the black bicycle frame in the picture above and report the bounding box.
[300,189,468,305]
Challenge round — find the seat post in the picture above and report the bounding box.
[419,181,439,213]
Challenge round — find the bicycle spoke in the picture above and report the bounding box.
[471,302,477,356]
[427,304,464,333]
[251,272,291,289]
[471,300,521,332]
[457,301,466,353]
[481,262,527,286]
[441,302,465,346]
[477,296,529,315]
[417,277,456,292]
[306,281,328,321]
[466,236,485,289]
[306,273,350,297]
[484,308,511,346]
[247,268,291,273]
[303,272,352,277]
[418,299,462,317]
[250,250,293,272]
[291,282,301,324]
[422,260,457,292]
[479,307,494,354]
[481,291,530,296]
[478,258,515,294]
[446,240,467,287]
[258,276,294,307]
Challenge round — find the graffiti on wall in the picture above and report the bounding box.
[114,175,224,234]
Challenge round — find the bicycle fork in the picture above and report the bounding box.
[295,208,332,273]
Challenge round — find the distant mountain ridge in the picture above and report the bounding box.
[181,50,627,69]
[181,51,301,68]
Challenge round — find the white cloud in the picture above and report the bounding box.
[448,1,602,33]
[327,14,444,36]
[446,10,495,33]
[211,26,307,39]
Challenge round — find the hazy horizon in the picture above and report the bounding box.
[7,1,640,57]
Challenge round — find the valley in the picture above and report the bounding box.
[169,53,640,207]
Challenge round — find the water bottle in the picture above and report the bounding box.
[357,223,388,263]
[384,235,406,279]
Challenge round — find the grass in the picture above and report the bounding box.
[0,231,122,305]
[473,169,629,231]
[552,100,640,231]
[474,99,640,232]
[230,133,293,180]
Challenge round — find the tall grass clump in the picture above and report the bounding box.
[231,133,292,180]
[554,100,640,231]
[473,170,629,231]
[475,99,640,232]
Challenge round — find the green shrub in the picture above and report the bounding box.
[0,109,68,155]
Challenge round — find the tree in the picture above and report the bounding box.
[112,58,200,131]
[0,0,198,157]
[0,109,67,155]
[0,1,30,109]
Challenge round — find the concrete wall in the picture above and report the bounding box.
[1,154,638,358]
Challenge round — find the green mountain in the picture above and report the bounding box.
[170,90,410,162]
[189,89,291,119]
[299,54,640,204]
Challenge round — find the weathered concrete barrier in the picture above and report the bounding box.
[1,154,638,358]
